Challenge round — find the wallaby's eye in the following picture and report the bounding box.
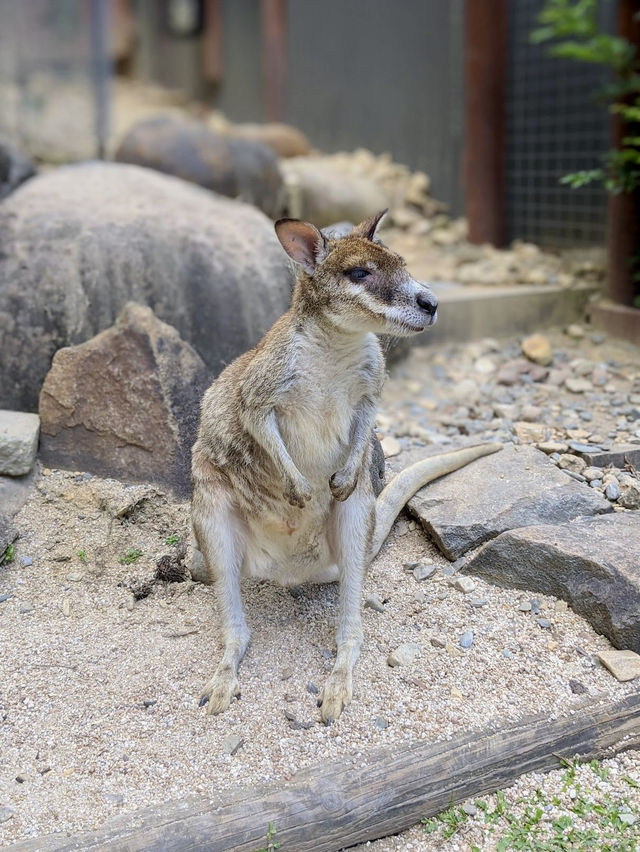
[346,267,370,283]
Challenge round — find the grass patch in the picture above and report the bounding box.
[164,534,180,546]
[1,542,15,566]
[422,761,639,851]
[118,548,143,565]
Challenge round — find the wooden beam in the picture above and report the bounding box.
[261,0,287,122]
[9,693,640,852]
[605,0,640,306]
[464,0,507,246]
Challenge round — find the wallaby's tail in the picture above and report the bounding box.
[369,442,502,560]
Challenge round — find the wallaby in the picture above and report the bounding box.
[190,210,500,724]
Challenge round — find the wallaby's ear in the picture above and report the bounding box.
[275,218,328,274]
[351,209,388,241]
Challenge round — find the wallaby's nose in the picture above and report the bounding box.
[416,291,438,317]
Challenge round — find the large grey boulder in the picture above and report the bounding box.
[39,303,211,496]
[0,137,35,200]
[115,114,284,217]
[463,513,640,653]
[0,162,294,412]
[394,444,612,560]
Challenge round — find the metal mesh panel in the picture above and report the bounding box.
[0,0,109,161]
[505,0,615,247]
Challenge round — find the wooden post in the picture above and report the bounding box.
[9,693,640,852]
[202,0,223,84]
[606,0,640,306]
[261,0,287,122]
[464,0,507,246]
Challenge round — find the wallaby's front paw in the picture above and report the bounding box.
[330,467,358,502]
[199,668,240,715]
[284,476,312,508]
[319,670,353,724]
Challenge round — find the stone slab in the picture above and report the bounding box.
[395,444,612,560]
[464,513,640,653]
[571,443,640,469]
[0,411,40,476]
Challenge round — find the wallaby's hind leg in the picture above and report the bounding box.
[321,485,375,724]
[192,487,249,715]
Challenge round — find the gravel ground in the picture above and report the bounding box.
[1,327,639,848]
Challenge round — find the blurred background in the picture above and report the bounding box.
[0,0,638,313]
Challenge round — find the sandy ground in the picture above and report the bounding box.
[1,328,639,848]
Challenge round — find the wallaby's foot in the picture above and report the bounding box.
[319,669,353,724]
[199,665,241,715]
[329,467,358,502]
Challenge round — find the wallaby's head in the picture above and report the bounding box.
[275,211,438,336]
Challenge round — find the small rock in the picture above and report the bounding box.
[522,334,553,366]
[565,324,585,339]
[537,618,551,630]
[618,482,640,510]
[459,630,474,649]
[555,600,568,613]
[374,716,389,730]
[280,667,292,680]
[387,642,420,667]
[430,636,447,649]
[450,686,464,699]
[62,598,71,617]
[537,441,569,455]
[0,594,12,603]
[518,601,532,612]
[66,572,84,582]
[380,436,401,458]
[0,806,14,823]
[569,679,588,695]
[462,802,478,816]
[582,467,602,482]
[598,649,640,682]
[364,595,386,613]
[19,602,34,614]
[413,563,436,582]
[514,421,548,443]
[471,598,488,608]
[20,556,33,567]
[619,812,637,826]
[530,598,541,614]
[556,454,587,474]
[142,699,157,708]
[222,734,245,756]
[0,411,40,476]
[605,481,620,501]
[15,773,30,784]
[307,681,319,695]
[454,576,476,594]
[565,377,593,394]
[501,649,514,659]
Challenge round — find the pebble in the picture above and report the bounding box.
[470,598,488,608]
[20,556,33,567]
[306,681,319,695]
[605,481,619,501]
[566,324,585,339]
[619,812,637,826]
[582,466,601,481]
[565,377,593,394]
[66,572,84,582]
[569,679,588,695]
[453,576,476,594]
[459,630,474,649]
[0,806,14,823]
[19,602,34,614]
[537,441,568,454]
[618,482,640,509]
[501,649,514,659]
[413,563,436,582]
[518,602,531,612]
[598,649,640,682]
[62,598,71,617]
[556,454,587,474]
[530,598,541,614]
[462,802,478,816]
[387,642,420,667]
[222,735,245,756]
[0,593,12,603]
[522,333,553,366]
[568,441,601,454]
[537,618,551,630]
[374,716,389,730]
[380,436,401,458]
[430,636,447,649]
[364,595,386,613]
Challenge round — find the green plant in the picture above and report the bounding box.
[164,534,180,545]
[77,549,87,563]
[532,0,640,304]
[532,0,640,194]
[0,543,15,566]
[423,805,469,839]
[254,822,280,852]
[118,548,143,565]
